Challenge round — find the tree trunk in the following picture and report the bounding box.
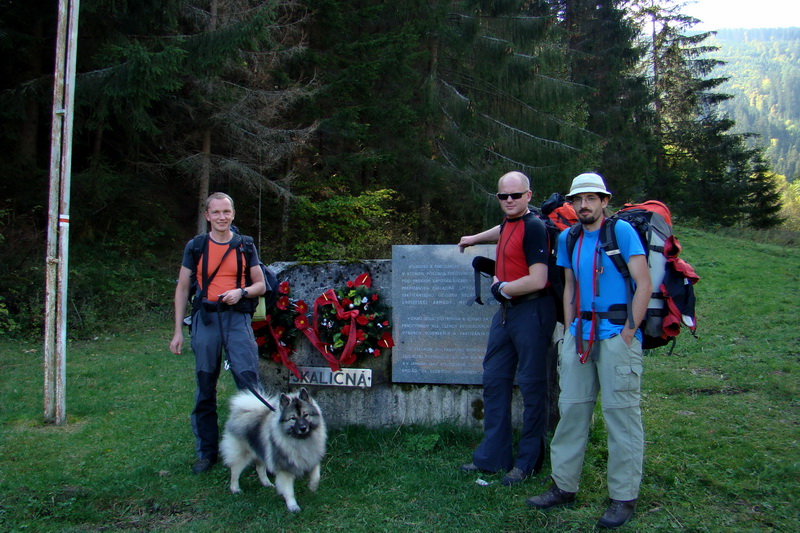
[195,0,218,235]
[196,129,212,235]
[652,16,665,173]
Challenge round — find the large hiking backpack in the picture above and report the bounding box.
[471,193,577,324]
[187,232,278,323]
[533,193,578,323]
[565,200,699,352]
[539,192,580,230]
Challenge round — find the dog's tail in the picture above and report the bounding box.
[229,389,277,419]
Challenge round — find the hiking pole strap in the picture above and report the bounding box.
[473,267,483,305]
[470,256,495,306]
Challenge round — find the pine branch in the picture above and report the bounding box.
[479,114,582,152]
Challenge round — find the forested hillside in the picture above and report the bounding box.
[0,0,792,336]
[708,28,800,180]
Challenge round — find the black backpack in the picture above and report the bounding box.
[187,232,278,320]
[531,193,579,324]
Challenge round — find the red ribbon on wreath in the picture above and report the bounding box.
[264,315,301,380]
[296,288,362,371]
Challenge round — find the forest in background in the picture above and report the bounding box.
[0,0,795,336]
[709,27,800,180]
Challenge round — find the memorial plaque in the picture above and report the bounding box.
[391,244,499,384]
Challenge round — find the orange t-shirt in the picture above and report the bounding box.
[197,240,245,302]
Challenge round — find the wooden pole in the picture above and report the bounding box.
[44,0,66,423]
[44,0,80,425]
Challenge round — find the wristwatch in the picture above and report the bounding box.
[241,288,248,298]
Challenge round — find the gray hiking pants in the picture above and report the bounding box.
[189,308,261,460]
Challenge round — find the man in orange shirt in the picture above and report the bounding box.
[170,192,266,474]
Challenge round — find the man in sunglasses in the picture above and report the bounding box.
[458,171,557,486]
[526,173,650,529]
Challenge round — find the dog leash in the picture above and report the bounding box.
[216,307,277,412]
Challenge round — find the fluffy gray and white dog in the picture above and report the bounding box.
[220,387,327,512]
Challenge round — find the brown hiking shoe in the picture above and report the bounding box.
[597,499,636,529]
[460,462,491,473]
[526,482,576,509]
[501,467,528,486]
[191,457,217,474]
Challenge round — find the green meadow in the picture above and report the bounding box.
[1,227,798,532]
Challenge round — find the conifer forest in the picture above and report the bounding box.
[0,1,797,334]
[710,28,800,181]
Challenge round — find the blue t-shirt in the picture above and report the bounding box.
[557,220,646,340]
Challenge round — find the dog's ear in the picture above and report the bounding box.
[280,393,291,409]
[299,387,310,402]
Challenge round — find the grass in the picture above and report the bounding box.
[1,226,798,532]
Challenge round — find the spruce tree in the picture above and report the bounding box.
[298,0,445,243]
[41,0,316,248]
[555,0,656,201]
[746,150,784,229]
[301,0,595,242]
[628,0,782,226]
[432,0,595,226]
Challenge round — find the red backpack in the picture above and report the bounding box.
[540,192,579,230]
[566,201,699,353]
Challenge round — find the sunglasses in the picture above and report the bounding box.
[496,191,528,201]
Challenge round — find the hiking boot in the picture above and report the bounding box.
[501,467,528,486]
[192,457,217,474]
[526,482,576,509]
[597,499,637,529]
[459,462,488,473]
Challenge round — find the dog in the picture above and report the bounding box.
[220,387,327,512]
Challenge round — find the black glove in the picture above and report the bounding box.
[491,282,510,303]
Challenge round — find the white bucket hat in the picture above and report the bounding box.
[566,172,611,199]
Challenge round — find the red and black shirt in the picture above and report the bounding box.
[495,211,549,284]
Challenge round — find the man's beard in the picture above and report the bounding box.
[578,211,599,225]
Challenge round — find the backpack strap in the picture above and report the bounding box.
[565,224,582,265]
[598,218,636,329]
[189,234,207,277]
[195,233,242,300]
[239,235,257,287]
[599,218,629,277]
[234,234,243,290]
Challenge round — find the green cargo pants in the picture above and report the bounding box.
[549,331,644,501]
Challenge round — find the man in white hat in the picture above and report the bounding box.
[526,173,652,529]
